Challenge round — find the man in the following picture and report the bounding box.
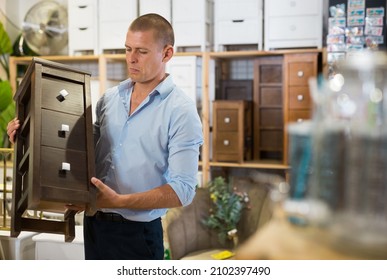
[7,13,203,260]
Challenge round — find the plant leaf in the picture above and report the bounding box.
[0,22,13,55]
[0,101,15,148]
[0,80,12,111]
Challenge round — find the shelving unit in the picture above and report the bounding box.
[9,49,322,187]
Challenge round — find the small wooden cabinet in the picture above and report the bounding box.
[11,57,97,242]
[212,100,252,163]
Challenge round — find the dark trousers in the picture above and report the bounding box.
[83,212,164,260]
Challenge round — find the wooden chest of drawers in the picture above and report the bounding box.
[212,100,252,163]
[11,57,96,241]
[284,53,318,163]
[285,54,316,124]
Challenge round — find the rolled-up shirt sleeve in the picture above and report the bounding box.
[167,102,203,206]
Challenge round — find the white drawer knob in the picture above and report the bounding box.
[60,124,70,132]
[297,71,304,77]
[224,117,231,123]
[297,118,303,123]
[223,140,230,146]
[297,95,304,101]
[60,89,69,97]
[61,162,71,171]
[57,89,69,102]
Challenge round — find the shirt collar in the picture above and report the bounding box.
[117,74,174,100]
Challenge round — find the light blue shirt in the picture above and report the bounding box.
[93,75,203,222]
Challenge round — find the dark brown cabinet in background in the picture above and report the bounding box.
[253,56,284,161]
[11,57,96,242]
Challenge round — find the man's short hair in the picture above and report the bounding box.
[129,13,175,47]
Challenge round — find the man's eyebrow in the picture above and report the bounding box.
[124,45,150,51]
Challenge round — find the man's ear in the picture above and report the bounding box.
[162,45,174,62]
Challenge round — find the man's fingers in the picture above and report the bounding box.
[91,177,104,190]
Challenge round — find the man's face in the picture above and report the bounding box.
[125,29,165,84]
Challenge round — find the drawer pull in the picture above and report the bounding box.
[79,27,88,31]
[297,118,304,123]
[56,89,69,102]
[224,117,231,123]
[297,95,304,101]
[61,162,71,171]
[78,5,87,9]
[223,140,230,146]
[61,124,70,132]
[58,124,70,138]
[232,19,244,23]
[297,71,304,77]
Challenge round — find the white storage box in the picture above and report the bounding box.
[264,0,323,50]
[0,230,37,260]
[214,0,263,51]
[33,226,84,260]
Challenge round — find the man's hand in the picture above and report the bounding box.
[6,118,20,144]
[91,177,122,208]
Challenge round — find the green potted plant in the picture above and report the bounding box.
[203,176,249,246]
[0,21,15,151]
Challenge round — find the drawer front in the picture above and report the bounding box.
[260,108,283,127]
[68,3,95,28]
[174,22,205,46]
[216,19,261,44]
[69,27,97,49]
[41,77,85,116]
[288,110,311,123]
[99,0,137,22]
[259,64,283,83]
[260,87,282,106]
[41,109,86,151]
[268,0,320,17]
[215,0,262,20]
[214,132,240,153]
[260,130,283,149]
[68,0,94,9]
[288,61,315,86]
[288,87,311,109]
[268,16,320,41]
[40,146,88,192]
[216,109,239,131]
[139,0,172,21]
[99,22,129,50]
[172,0,206,22]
